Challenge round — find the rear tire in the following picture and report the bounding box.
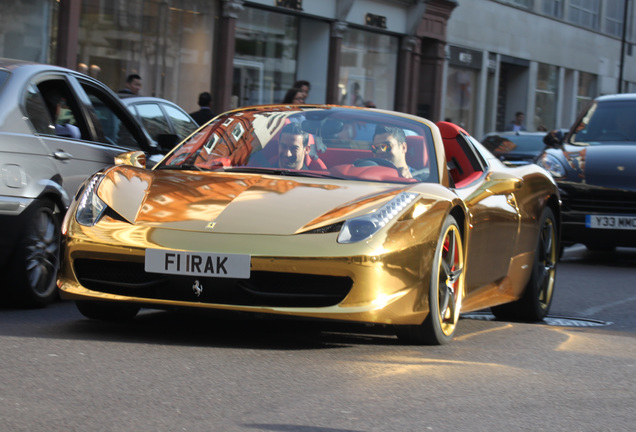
[492,207,557,322]
[76,301,140,321]
[10,198,60,308]
[395,215,464,345]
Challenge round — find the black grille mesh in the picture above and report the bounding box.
[73,259,352,308]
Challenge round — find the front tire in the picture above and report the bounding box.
[10,198,60,307]
[492,207,557,322]
[395,215,464,345]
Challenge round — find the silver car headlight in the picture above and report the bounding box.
[537,153,566,178]
[338,192,418,244]
[76,174,107,226]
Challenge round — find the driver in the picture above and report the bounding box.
[278,122,310,170]
[371,125,412,178]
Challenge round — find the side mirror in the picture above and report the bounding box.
[156,134,180,153]
[543,129,564,148]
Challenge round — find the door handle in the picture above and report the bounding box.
[53,151,73,160]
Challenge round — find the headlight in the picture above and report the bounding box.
[537,153,566,178]
[338,192,418,243]
[76,174,107,226]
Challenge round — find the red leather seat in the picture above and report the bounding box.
[405,135,428,169]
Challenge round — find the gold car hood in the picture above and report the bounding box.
[97,166,405,235]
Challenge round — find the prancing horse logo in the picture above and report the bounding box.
[192,279,203,297]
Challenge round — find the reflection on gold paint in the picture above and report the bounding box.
[99,166,153,223]
[102,168,351,226]
[111,224,153,248]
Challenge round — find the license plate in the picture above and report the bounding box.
[585,215,636,230]
[145,248,250,278]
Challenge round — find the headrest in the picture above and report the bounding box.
[405,135,428,169]
[436,121,469,139]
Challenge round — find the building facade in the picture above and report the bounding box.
[1,0,634,139]
[445,0,636,138]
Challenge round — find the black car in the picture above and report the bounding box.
[537,93,636,251]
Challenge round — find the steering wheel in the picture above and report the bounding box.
[353,157,398,169]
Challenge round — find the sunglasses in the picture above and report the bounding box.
[371,143,391,153]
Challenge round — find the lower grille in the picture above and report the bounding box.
[562,186,636,213]
[73,259,352,308]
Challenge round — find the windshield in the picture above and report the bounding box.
[156,106,438,184]
[570,100,636,145]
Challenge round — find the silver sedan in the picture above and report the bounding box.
[0,58,175,307]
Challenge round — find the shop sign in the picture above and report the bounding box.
[276,0,303,11]
[365,13,387,29]
[448,46,482,70]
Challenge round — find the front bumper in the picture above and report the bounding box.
[559,183,636,247]
[58,222,435,326]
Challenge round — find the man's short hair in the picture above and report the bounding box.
[126,74,141,83]
[198,92,212,107]
[374,125,405,143]
[280,122,309,147]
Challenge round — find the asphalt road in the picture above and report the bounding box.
[1,245,635,432]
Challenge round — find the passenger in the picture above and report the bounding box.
[47,94,81,139]
[371,125,412,179]
[278,122,310,170]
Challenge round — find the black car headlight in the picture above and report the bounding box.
[338,192,418,244]
[76,174,107,226]
[537,153,566,178]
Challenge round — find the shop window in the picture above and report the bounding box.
[444,67,477,132]
[577,72,597,115]
[77,0,216,112]
[338,28,398,110]
[535,63,558,131]
[234,7,299,107]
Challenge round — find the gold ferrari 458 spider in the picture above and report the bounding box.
[58,105,560,345]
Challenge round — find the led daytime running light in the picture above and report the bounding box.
[370,192,418,228]
[338,192,418,244]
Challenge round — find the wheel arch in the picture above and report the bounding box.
[449,204,467,245]
[37,177,70,216]
[546,193,561,243]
